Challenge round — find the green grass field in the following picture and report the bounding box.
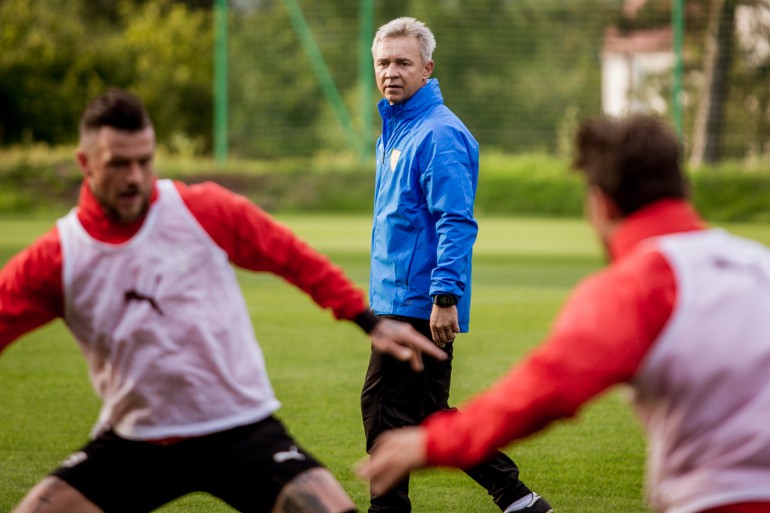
[2,213,769,512]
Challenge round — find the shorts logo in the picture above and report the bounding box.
[273,445,306,463]
[60,451,88,469]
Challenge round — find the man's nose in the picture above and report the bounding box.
[125,162,144,181]
[384,64,400,78]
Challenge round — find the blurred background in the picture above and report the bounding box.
[1,0,768,219]
[2,0,769,164]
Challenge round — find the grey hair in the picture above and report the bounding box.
[371,17,436,63]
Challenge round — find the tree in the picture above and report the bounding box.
[690,0,737,167]
[0,0,213,151]
[727,0,770,162]
[0,0,102,144]
[116,0,214,153]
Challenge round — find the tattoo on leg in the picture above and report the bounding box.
[22,477,70,513]
[31,495,52,513]
[276,470,354,513]
[281,491,327,513]
[280,472,327,513]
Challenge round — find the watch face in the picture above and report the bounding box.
[435,295,456,307]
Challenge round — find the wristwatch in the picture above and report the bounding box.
[433,294,458,307]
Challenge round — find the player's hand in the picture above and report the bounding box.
[370,319,447,371]
[430,305,460,347]
[356,427,428,496]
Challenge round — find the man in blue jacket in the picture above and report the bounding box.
[362,17,553,513]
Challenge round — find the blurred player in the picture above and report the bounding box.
[359,114,770,513]
[0,88,446,513]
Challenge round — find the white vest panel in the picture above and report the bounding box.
[58,180,280,440]
[632,229,770,513]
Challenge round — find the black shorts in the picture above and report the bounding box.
[52,416,322,513]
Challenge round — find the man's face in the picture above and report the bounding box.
[77,126,156,223]
[373,36,434,105]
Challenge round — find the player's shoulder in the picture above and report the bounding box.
[420,105,475,141]
[173,179,232,199]
[173,179,249,209]
[171,179,259,233]
[1,225,62,282]
[24,225,61,257]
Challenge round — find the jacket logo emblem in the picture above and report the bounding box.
[390,149,401,171]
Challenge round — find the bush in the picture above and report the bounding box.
[0,148,768,222]
[689,164,770,222]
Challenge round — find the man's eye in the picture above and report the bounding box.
[108,161,129,170]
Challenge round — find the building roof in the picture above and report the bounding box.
[603,25,673,54]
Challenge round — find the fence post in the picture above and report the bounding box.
[214,0,229,164]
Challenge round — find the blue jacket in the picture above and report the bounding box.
[369,79,478,332]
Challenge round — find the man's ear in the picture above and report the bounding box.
[585,186,622,260]
[587,186,622,222]
[423,59,434,80]
[75,148,90,178]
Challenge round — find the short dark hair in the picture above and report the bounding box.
[571,114,687,216]
[79,88,152,136]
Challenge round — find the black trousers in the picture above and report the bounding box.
[361,315,531,513]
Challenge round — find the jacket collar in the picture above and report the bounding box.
[610,199,707,261]
[378,78,443,122]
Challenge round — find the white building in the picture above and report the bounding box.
[601,25,674,116]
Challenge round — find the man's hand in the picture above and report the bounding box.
[430,305,460,347]
[356,427,428,496]
[370,319,447,371]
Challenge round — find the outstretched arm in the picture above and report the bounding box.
[178,181,369,320]
[359,251,676,493]
[0,228,63,353]
[178,181,446,371]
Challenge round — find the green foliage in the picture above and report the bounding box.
[0,145,81,217]
[0,0,623,158]
[228,6,324,158]
[476,152,585,217]
[117,0,214,151]
[428,0,614,154]
[689,163,770,222]
[0,0,97,144]
[1,148,769,223]
[0,0,212,150]
[0,0,769,164]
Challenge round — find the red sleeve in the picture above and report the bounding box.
[702,504,770,513]
[423,249,676,469]
[175,181,368,321]
[0,227,64,352]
